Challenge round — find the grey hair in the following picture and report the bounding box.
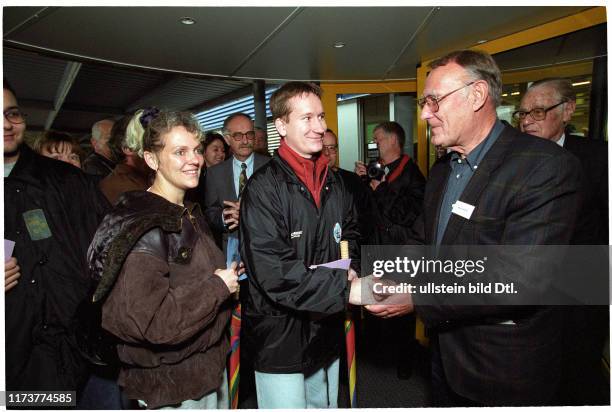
[429,49,502,107]
[528,78,576,102]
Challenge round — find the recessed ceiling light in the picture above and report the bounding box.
[511,91,520,96]
[180,17,196,25]
[572,81,591,86]
[501,93,508,97]
[333,41,346,49]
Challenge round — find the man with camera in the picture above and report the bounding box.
[354,121,426,379]
[354,121,425,244]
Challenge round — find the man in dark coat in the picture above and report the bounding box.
[240,82,364,408]
[367,50,582,406]
[4,82,109,394]
[82,118,116,177]
[353,121,426,379]
[517,77,609,405]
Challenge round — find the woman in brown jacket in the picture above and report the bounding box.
[88,110,238,409]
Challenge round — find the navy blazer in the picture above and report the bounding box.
[204,153,270,234]
[412,124,583,405]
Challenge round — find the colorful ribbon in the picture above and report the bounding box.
[229,303,241,409]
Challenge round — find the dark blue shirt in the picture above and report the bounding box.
[435,120,505,245]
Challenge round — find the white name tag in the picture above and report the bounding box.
[451,200,475,220]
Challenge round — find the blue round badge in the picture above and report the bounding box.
[333,222,342,243]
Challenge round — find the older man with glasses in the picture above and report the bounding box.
[204,112,270,253]
[368,50,583,406]
[518,78,609,405]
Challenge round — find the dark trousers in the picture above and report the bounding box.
[430,334,481,407]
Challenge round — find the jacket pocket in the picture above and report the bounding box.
[243,312,303,371]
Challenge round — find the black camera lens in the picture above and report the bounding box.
[367,161,385,181]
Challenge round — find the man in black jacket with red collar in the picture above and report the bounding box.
[240,82,364,408]
[354,121,426,379]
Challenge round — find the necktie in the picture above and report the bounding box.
[239,162,247,197]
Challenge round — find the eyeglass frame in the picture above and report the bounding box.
[226,130,256,141]
[322,144,338,152]
[512,101,567,122]
[4,108,26,125]
[417,81,476,112]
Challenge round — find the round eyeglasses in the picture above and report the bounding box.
[4,108,26,124]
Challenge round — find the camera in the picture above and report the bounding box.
[367,160,385,181]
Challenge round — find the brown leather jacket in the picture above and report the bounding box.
[94,191,231,408]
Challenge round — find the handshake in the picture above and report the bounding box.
[346,269,414,319]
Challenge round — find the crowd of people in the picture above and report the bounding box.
[3,48,609,409]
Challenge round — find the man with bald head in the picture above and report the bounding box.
[83,118,116,177]
[204,112,269,253]
[517,78,609,405]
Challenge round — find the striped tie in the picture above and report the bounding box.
[239,162,247,197]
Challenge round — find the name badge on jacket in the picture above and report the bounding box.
[23,209,52,240]
[451,200,475,220]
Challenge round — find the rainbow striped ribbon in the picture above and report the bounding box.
[229,303,241,409]
[345,310,357,407]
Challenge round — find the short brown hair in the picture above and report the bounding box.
[429,49,502,107]
[270,82,322,121]
[142,111,203,154]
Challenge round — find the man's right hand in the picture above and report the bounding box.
[223,200,241,230]
[5,257,21,292]
[354,161,367,177]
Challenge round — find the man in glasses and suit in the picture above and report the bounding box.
[366,50,583,406]
[517,78,609,405]
[204,112,270,253]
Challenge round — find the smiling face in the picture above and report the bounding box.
[420,62,475,150]
[275,92,326,158]
[204,138,226,167]
[4,88,25,162]
[518,84,575,141]
[144,125,203,195]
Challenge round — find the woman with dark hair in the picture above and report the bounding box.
[203,132,227,168]
[34,130,84,169]
[87,110,239,409]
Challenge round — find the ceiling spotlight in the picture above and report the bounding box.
[511,91,520,96]
[180,17,196,25]
[476,40,487,45]
[333,41,346,49]
[572,81,591,86]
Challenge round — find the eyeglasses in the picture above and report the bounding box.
[4,108,26,125]
[323,144,338,152]
[227,131,255,141]
[417,81,475,113]
[512,101,566,121]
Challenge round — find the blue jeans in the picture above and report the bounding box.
[138,369,229,409]
[254,358,339,408]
